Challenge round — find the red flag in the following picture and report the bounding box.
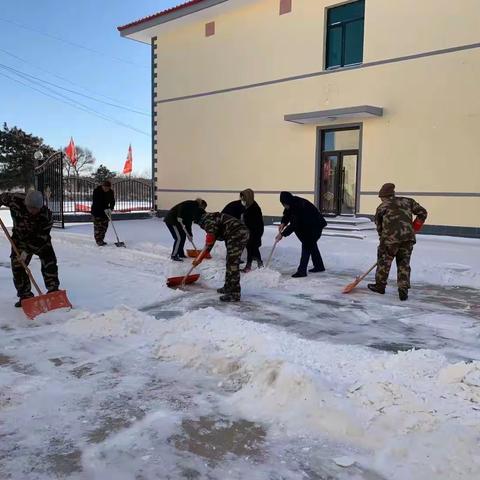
[65,137,77,166]
[123,144,133,175]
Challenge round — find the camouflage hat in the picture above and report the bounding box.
[378,183,395,198]
[25,190,44,209]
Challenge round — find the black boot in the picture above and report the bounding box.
[368,284,385,294]
[15,293,34,308]
[217,287,226,294]
[220,294,240,302]
[309,267,325,273]
[171,255,183,262]
[292,271,307,278]
[398,288,409,301]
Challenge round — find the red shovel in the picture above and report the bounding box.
[0,218,72,319]
[167,265,200,288]
[186,249,211,259]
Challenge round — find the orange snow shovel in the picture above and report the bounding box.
[166,264,200,288]
[342,263,377,294]
[182,226,211,259]
[186,249,211,259]
[0,218,72,319]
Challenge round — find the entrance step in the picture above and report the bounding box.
[325,216,376,233]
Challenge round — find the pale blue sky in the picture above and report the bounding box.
[0,0,180,176]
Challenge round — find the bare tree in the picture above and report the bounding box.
[63,146,96,177]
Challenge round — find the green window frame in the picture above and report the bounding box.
[325,0,365,69]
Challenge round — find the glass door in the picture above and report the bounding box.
[340,153,358,215]
[320,151,358,216]
[321,153,340,215]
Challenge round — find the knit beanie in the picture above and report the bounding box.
[25,190,44,209]
[378,183,395,198]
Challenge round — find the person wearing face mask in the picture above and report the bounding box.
[239,189,264,272]
[275,191,327,277]
[0,190,60,306]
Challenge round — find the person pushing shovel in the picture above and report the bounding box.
[0,190,61,307]
[368,183,428,301]
[193,210,249,302]
[164,198,207,261]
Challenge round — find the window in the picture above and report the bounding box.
[326,0,365,69]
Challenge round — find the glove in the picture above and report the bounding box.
[413,218,424,232]
[275,233,284,242]
[278,224,285,233]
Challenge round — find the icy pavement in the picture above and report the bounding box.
[1,217,480,480]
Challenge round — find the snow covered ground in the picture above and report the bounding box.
[1,212,479,480]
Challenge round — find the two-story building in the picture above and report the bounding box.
[119,0,480,237]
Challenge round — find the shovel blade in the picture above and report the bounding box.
[115,242,126,248]
[21,290,73,320]
[167,274,200,288]
[186,249,211,259]
[342,277,362,294]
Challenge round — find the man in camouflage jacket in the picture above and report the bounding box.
[0,191,60,306]
[193,211,249,302]
[368,183,428,301]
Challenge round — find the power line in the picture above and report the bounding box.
[0,71,150,137]
[0,46,149,110]
[0,62,150,116]
[0,16,149,69]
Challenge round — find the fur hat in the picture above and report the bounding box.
[378,183,395,198]
[25,190,44,209]
[240,189,254,207]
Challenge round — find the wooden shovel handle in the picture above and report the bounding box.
[265,240,279,268]
[180,265,196,287]
[357,262,378,282]
[0,217,43,295]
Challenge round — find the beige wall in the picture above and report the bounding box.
[154,0,480,100]
[149,0,480,229]
[155,47,480,226]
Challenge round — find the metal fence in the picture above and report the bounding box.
[35,154,153,227]
[63,177,153,215]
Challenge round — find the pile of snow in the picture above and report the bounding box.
[153,307,480,480]
[62,306,156,339]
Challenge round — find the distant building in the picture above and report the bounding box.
[119,0,480,237]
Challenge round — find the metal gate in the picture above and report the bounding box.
[35,153,153,227]
[34,152,65,228]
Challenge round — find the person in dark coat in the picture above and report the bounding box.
[91,180,115,246]
[164,198,207,261]
[240,189,264,272]
[275,191,327,277]
[221,199,245,220]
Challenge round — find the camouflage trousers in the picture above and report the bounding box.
[11,243,59,298]
[375,241,414,289]
[93,217,109,244]
[223,229,249,299]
